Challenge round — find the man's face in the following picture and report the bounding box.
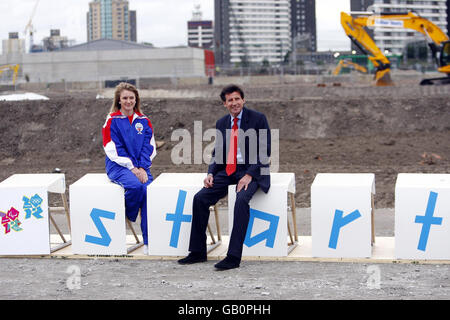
[223,91,245,118]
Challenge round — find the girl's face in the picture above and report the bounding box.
[119,89,136,115]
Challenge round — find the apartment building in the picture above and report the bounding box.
[290,0,316,52]
[87,0,137,42]
[215,0,292,66]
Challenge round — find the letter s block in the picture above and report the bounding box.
[70,174,126,255]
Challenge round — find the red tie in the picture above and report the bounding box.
[226,117,239,176]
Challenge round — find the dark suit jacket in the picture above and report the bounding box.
[208,107,271,193]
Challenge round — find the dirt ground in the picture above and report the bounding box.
[0,74,450,302]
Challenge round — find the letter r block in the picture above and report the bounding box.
[311,173,375,258]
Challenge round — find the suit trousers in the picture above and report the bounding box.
[189,167,259,260]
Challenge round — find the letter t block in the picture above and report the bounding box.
[395,174,450,260]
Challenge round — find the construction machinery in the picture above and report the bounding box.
[24,0,40,53]
[333,59,368,76]
[0,64,20,85]
[341,11,450,86]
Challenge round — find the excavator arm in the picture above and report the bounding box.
[333,59,368,76]
[341,11,450,86]
[340,12,393,85]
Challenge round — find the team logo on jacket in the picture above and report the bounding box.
[135,122,144,134]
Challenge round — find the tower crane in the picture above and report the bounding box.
[24,0,40,53]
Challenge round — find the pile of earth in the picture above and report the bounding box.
[0,82,449,208]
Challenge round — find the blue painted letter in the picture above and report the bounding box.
[85,208,115,247]
[166,190,192,248]
[328,209,362,249]
[415,191,442,251]
[244,209,279,248]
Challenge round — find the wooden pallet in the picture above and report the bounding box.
[2,235,450,264]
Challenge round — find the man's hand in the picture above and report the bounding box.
[237,174,252,192]
[204,174,214,188]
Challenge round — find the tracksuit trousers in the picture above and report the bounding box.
[107,166,153,245]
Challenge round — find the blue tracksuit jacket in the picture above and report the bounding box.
[102,111,156,245]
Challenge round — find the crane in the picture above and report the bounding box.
[341,11,450,86]
[24,0,40,53]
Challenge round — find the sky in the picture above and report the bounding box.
[0,0,350,52]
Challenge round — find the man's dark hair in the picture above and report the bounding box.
[220,84,245,102]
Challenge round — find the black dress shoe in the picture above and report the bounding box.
[178,252,207,265]
[214,255,240,270]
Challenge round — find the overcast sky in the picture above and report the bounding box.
[0,0,350,52]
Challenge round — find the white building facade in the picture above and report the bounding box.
[368,0,448,55]
[215,0,291,65]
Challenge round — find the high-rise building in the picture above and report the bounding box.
[214,0,291,66]
[87,0,137,42]
[351,0,448,55]
[129,10,137,42]
[188,5,214,49]
[290,0,316,52]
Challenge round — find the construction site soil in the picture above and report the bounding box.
[0,75,450,301]
[1,78,449,208]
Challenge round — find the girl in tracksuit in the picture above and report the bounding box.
[102,82,156,253]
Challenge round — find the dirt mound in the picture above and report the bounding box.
[0,86,449,208]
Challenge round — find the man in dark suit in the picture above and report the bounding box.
[178,84,271,270]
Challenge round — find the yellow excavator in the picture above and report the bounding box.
[333,59,368,76]
[341,11,450,86]
[0,64,20,85]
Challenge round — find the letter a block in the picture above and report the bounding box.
[228,173,296,257]
[311,173,375,258]
[147,173,206,256]
[395,174,450,260]
[69,174,126,255]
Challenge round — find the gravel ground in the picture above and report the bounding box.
[1,77,449,308]
[1,208,450,303]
